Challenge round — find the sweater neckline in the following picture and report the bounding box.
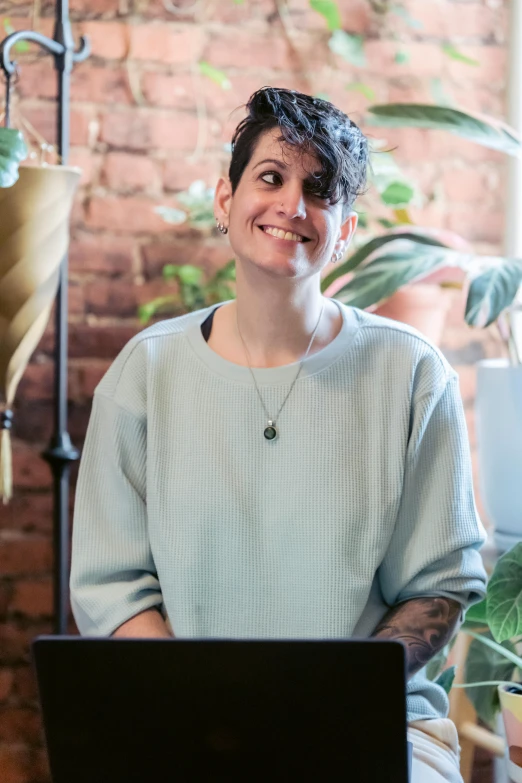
[185,298,360,386]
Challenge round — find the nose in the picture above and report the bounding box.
[277,182,307,220]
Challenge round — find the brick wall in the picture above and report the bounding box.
[0,1,508,780]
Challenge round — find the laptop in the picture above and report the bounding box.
[32,637,411,783]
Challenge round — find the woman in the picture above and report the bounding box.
[70,87,487,782]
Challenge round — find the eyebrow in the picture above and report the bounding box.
[252,158,322,178]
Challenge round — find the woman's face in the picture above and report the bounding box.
[215,128,357,281]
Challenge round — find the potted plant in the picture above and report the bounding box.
[428,541,522,781]
[0,126,81,503]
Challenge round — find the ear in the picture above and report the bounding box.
[214,176,233,227]
[334,211,358,256]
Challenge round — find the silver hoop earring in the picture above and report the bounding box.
[332,251,342,264]
[215,218,228,235]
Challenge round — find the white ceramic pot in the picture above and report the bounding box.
[475,360,522,553]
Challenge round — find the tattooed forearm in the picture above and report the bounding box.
[371,597,462,679]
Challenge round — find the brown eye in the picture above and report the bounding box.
[260,172,282,185]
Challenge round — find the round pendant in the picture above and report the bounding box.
[264,421,278,441]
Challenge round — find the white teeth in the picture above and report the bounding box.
[263,226,304,242]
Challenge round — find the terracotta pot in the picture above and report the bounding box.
[373,284,454,346]
[499,684,522,781]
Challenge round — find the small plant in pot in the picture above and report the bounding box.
[430,541,522,781]
[0,126,27,187]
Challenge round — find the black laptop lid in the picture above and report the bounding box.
[32,637,408,783]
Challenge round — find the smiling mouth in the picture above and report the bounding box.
[259,226,310,243]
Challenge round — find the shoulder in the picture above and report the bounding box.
[346,306,457,398]
[93,304,216,414]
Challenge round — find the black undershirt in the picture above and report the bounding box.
[200,307,218,343]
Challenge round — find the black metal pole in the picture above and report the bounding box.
[0,7,89,634]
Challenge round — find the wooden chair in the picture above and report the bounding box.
[448,631,506,782]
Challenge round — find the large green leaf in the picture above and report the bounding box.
[366,104,522,157]
[462,598,488,628]
[330,246,449,310]
[441,43,479,66]
[328,30,366,67]
[435,666,457,694]
[465,632,517,729]
[380,181,414,206]
[320,231,447,293]
[486,542,522,644]
[310,0,342,30]
[0,127,28,188]
[465,260,522,327]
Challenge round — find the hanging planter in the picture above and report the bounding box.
[0,163,81,504]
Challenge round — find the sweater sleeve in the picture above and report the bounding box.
[70,392,163,636]
[378,372,488,615]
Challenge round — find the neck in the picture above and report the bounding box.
[220,270,340,368]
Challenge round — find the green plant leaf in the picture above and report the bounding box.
[377,218,397,229]
[465,632,516,729]
[198,61,232,90]
[441,43,479,67]
[430,78,454,108]
[320,231,447,294]
[177,265,204,286]
[380,181,414,206]
[394,50,410,65]
[162,264,180,281]
[345,82,376,101]
[0,127,28,188]
[426,645,450,681]
[328,30,366,67]
[154,206,187,225]
[366,103,522,157]
[391,5,423,29]
[3,19,30,52]
[331,246,449,310]
[435,666,457,694]
[465,260,522,328]
[138,295,179,324]
[464,599,488,626]
[486,542,522,643]
[310,0,342,30]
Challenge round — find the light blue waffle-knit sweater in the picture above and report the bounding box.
[70,298,487,723]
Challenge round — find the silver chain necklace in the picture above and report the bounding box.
[236,299,325,441]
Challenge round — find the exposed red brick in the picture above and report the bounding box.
[102,152,161,193]
[162,155,223,192]
[76,361,112,400]
[0,668,14,702]
[129,23,205,64]
[10,581,53,619]
[203,29,296,71]
[0,708,44,745]
[83,279,139,317]
[78,21,130,60]
[0,537,53,578]
[12,664,41,703]
[16,364,55,403]
[0,744,32,783]
[69,233,135,276]
[71,63,133,104]
[11,443,52,491]
[85,195,182,233]
[100,109,200,152]
[67,324,138,360]
[0,494,53,536]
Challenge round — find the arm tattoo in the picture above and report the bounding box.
[371,597,462,679]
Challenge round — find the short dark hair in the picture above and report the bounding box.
[228,86,369,216]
